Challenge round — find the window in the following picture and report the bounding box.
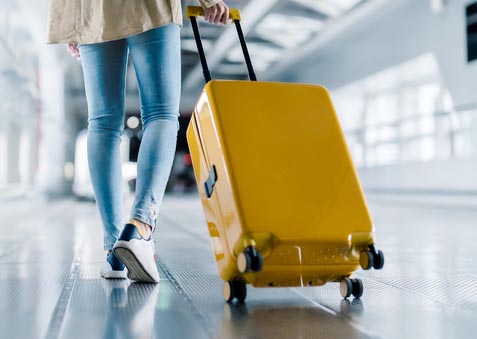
[332,53,472,168]
[466,2,477,62]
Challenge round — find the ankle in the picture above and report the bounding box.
[129,219,153,239]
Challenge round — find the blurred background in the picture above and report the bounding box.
[1,0,476,201]
[1,1,477,338]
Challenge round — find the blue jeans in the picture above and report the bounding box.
[79,24,181,250]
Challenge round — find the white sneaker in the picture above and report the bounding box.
[100,251,128,279]
[113,223,160,283]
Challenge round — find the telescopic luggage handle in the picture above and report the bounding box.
[186,6,257,83]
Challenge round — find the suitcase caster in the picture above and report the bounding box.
[340,278,363,299]
[359,251,374,270]
[360,244,384,270]
[224,279,247,303]
[237,246,263,274]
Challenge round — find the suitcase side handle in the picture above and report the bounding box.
[186,6,257,83]
[204,165,218,198]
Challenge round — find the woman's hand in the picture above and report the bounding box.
[204,1,230,25]
[67,43,80,59]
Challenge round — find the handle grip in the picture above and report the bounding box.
[186,6,242,21]
[186,5,257,83]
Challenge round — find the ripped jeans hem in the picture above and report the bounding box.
[104,242,116,251]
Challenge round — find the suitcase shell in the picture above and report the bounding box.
[186,80,375,288]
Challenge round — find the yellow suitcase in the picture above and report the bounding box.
[186,7,384,303]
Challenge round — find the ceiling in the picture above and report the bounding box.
[1,0,371,114]
[180,0,368,109]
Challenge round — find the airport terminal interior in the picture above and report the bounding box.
[1,0,476,338]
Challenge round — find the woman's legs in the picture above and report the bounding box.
[79,40,129,251]
[80,24,180,282]
[126,24,181,233]
[113,25,180,282]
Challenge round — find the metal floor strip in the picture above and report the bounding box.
[44,238,84,339]
[157,259,214,338]
[44,260,81,339]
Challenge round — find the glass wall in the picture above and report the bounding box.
[0,5,39,191]
[332,53,475,168]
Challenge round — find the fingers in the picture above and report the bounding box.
[204,2,230,25]
[67,43,81,59]
[71,47,80,59]
[221,7,230,25]
[205,6,220,23]
[204,6,215,23]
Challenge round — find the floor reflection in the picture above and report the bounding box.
[217,301,369,339]
[339,298,364,317]
[102,280,159,339]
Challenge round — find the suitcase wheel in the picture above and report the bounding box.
[340,278,363,299]
[373,250,385,270]
[360,245,385,270]
[224,279,247,303]
[237,246,263,274]
[359,251,374,270]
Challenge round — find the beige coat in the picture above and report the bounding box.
[46,0,221,44]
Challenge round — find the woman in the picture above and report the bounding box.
[47,0,229,282]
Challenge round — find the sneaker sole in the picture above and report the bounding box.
[113,247,158,283]
[101,271,128,279]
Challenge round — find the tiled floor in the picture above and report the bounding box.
[0,194,476,338]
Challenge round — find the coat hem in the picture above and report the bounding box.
[46,20,183,45]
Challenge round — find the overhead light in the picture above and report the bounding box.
[430,0,446,13]
[64,162,74,180]
[127,116,140,129]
